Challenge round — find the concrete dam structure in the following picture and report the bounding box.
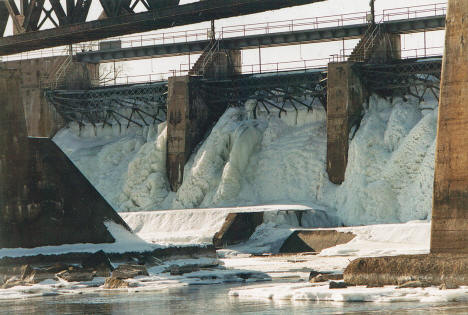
[0,0,465,258]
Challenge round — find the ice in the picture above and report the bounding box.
[121,205,338,246]
[229,283,468,303]
[319,221,430,257]
[54,94,438,228]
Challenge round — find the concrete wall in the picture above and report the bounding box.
[0,56,98,137]
[431,0,468,254]
[326,62,365,184]
[0,68,130,249]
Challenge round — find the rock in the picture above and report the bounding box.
[308,270,320,281]
[23,269,57,284]
[137,255,163,267]
[103,277,130,289]
[329,281,348,289]
[111,264,149,279]
[82,251,113,277]
[167,264,200,276]
[397,280,431,289]
[310,274,327,283]
[439,282,459,290]
[2,277,26,289]
[0,264,33,281]
[56,267,94,282]
[42,263,70,274]
[310,273,344,283]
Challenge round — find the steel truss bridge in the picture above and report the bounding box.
[0,0,325,55]
[45,57,442,127]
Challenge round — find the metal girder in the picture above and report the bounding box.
[76,15,446,64]
[44,57,442,126]
[5,0,25,34]
[198,69,328,111]
[0,2,8,37]
[23,0,45,31]
[357,57,442,97]
[99,0,133,18]
[45,81,168,127]
[0,0,325,56]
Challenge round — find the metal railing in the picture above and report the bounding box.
[88,2,447,52]
[339,46,444,60]
[59,45,445,88]
[1,3,446,63]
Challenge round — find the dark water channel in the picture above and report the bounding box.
[2,284,468,315]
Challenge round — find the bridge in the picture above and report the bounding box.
[74,3,446,63]
[0,0,325,55]
[45,56,442,127]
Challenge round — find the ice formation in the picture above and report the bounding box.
[54,93,438,226]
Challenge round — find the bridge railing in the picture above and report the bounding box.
[67,2,447,55]
[92,2,446,52]
[97,70,190,87]
[382,3,447,22]
[56,45,446,88]
[338,46,444,61]
[1,3,447,63]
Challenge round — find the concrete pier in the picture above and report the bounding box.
[166,75,210,191]
[431,0,468,254]
[0,56,98,137]
[166,49,241,191]
[326,62,365,184]
[0,69,129,249]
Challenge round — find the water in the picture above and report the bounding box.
[2,284,468,315]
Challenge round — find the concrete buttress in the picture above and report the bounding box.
[0,69,130,249]
[431,0,468,254]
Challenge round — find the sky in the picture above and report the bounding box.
[2,0,446,79]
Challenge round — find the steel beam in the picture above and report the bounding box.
[0,0,325,55]
[76,15,446,63]
[0,2,8,37]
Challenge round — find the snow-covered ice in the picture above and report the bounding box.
[0,221,157,258]
[53,93,438,228]
[229,283,468,303]
[121,205,339,246]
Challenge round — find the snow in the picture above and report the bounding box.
[121,205,339,246]
[318,221,430,257]
[0,221,157,259]
[53,93,438,229]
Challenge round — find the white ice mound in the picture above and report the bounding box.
[119,123,169,211]
[336,96,437,225]
[54,94,438,226]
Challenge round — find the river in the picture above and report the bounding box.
[2,284,468,315]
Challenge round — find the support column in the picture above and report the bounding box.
[326,62,365,184]
[0,69,129,249]
[166,49,242,191]
[166,76,209,191]
[431,0,468,254]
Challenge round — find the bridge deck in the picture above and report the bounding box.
[75,15,445,64]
